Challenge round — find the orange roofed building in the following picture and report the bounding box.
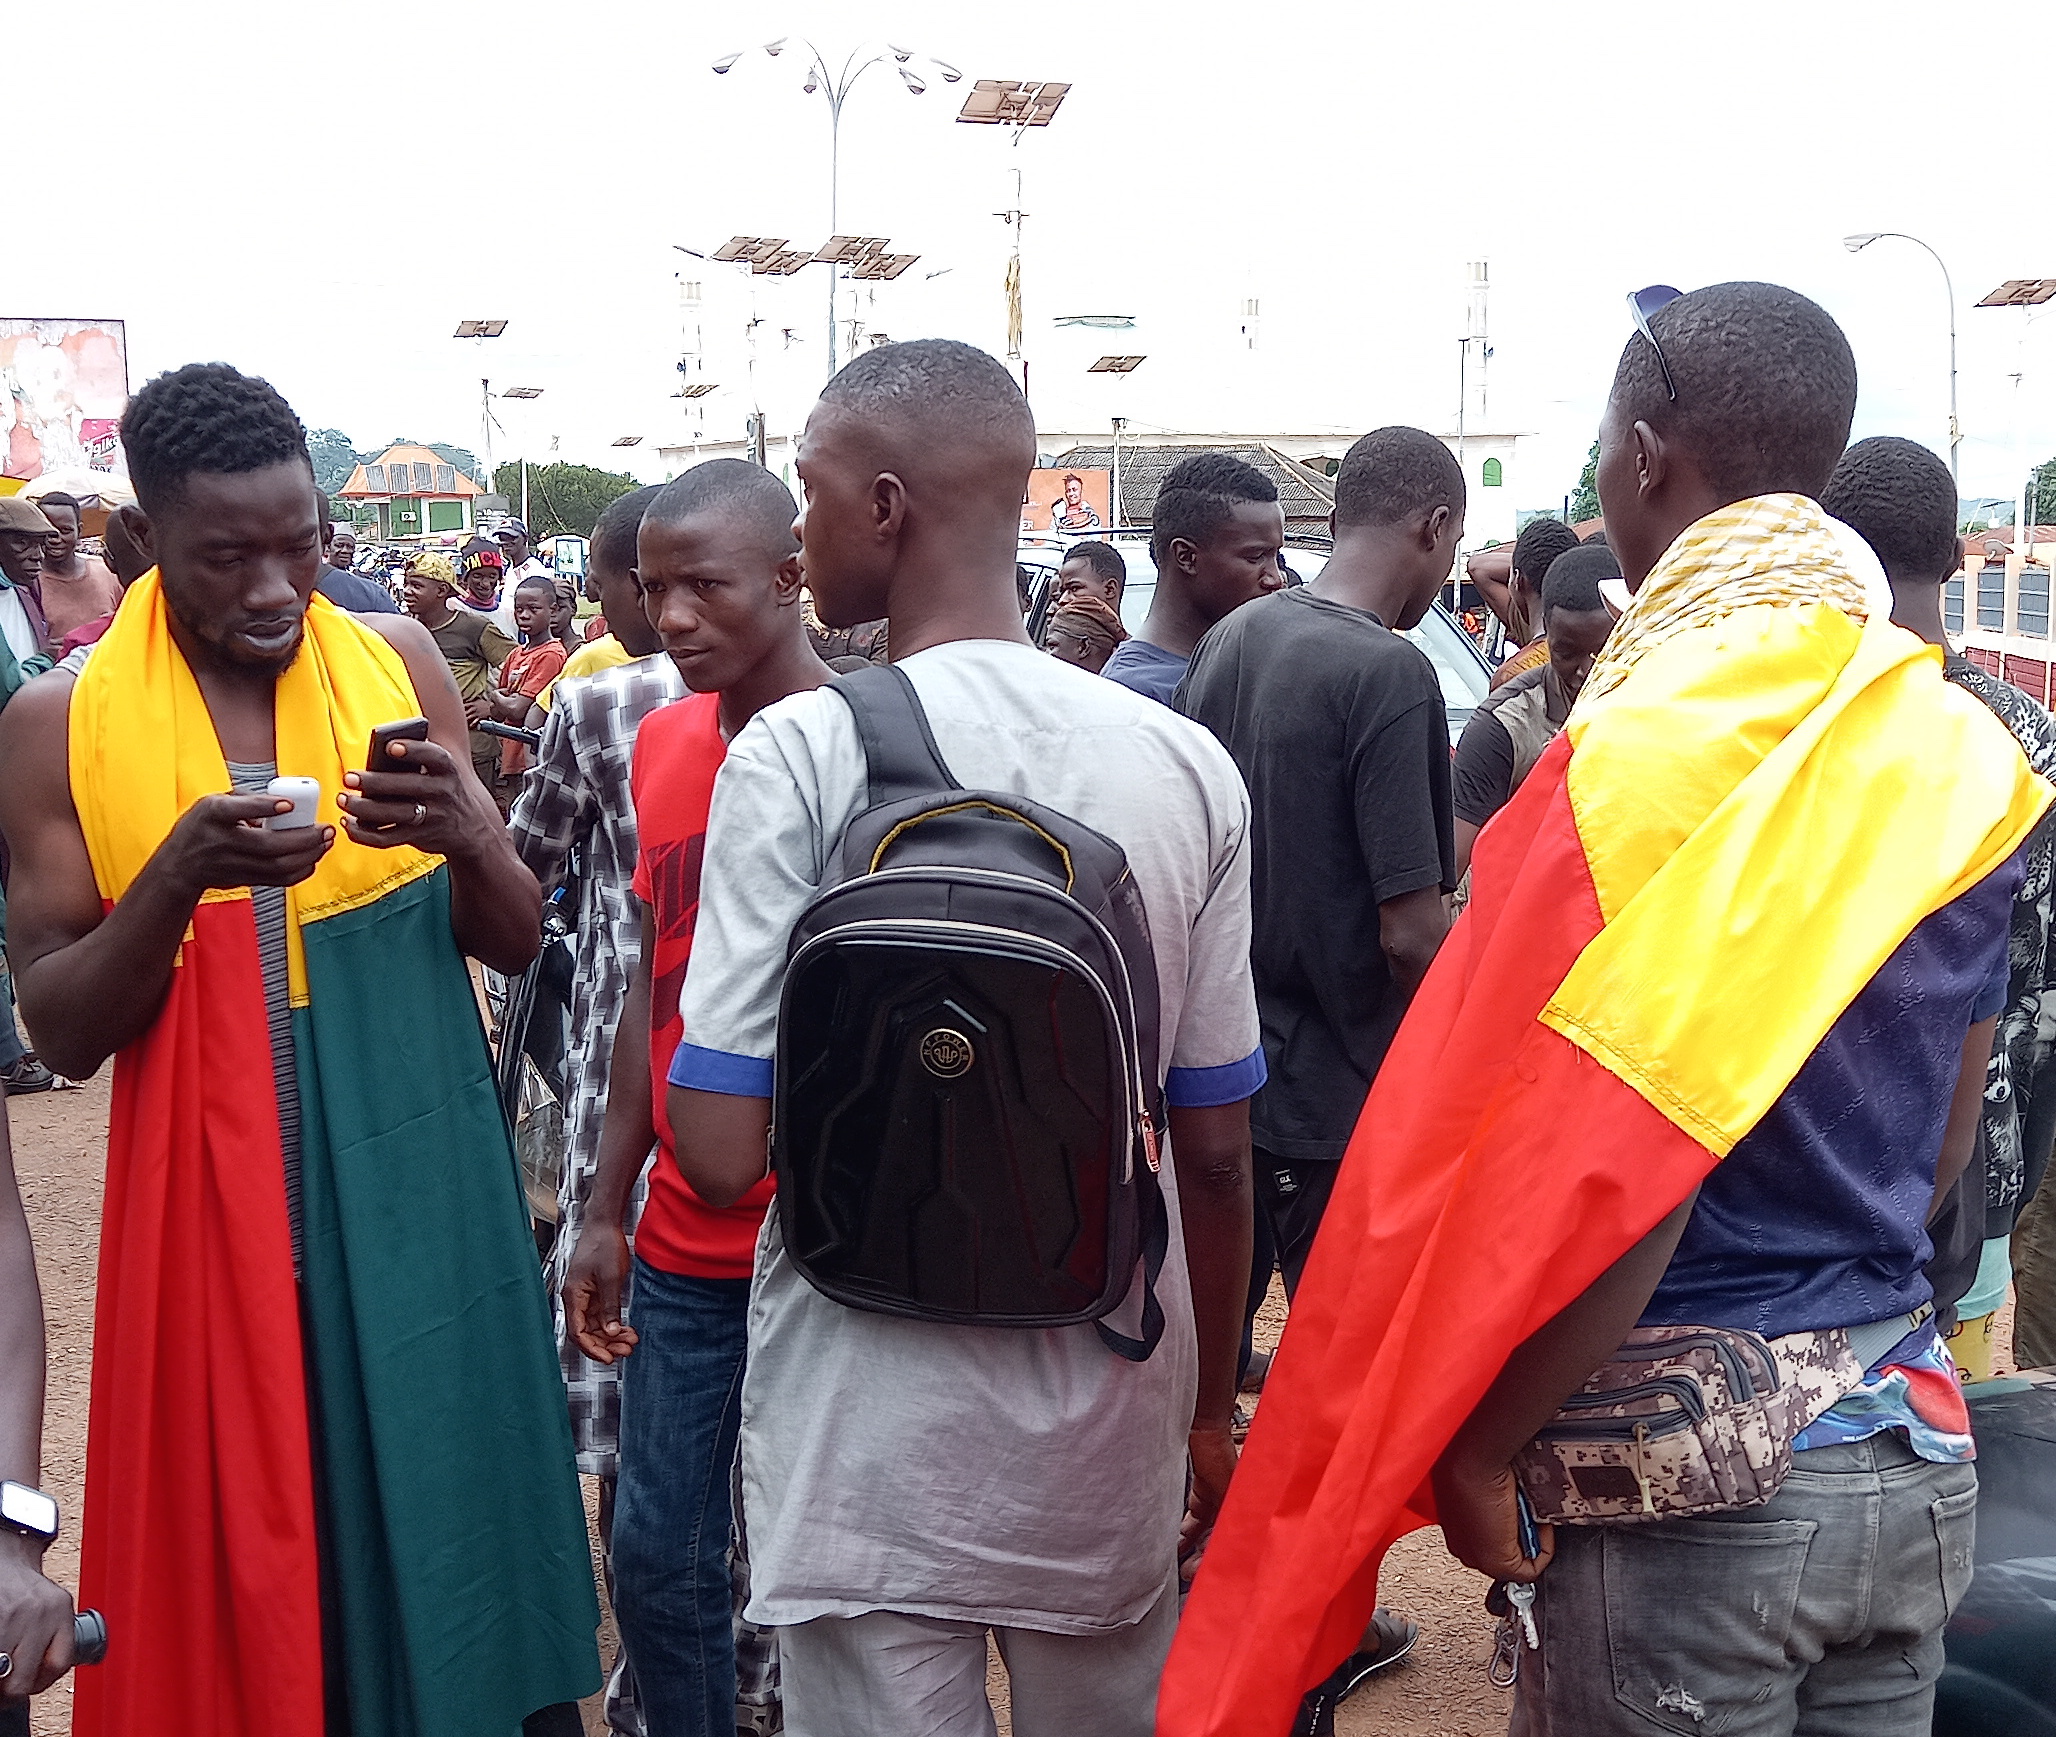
[335,444,484,542]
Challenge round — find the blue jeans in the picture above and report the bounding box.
[613,1258,751,1737]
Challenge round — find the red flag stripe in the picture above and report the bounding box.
[1161,740,1720,1736]
[75,902,325,1737]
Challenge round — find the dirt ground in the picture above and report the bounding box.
[6,1069,1513,1735]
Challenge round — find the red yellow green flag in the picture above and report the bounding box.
[68,576,598,1737]
[1159,496,2052,1736]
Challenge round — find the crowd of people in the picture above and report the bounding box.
[0,277,2044,1737]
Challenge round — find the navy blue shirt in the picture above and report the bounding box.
[1100,638,1188,705]
[1642,860,2019,1338]
[314,563,400,615]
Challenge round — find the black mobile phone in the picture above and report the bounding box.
[366,716,431,778]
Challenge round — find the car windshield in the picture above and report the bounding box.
[1026,537,1490,743]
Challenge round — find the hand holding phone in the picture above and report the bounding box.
[365,716,430,778]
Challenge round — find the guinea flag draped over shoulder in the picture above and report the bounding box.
[1159,496,2053,1737]
[67,575,597,1737]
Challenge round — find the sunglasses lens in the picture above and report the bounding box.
[1631,284,1683,326]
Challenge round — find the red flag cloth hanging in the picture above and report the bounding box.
[75,900,325,1737]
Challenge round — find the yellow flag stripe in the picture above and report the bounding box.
[1543,600,2049,1156]
[68,573,442,1008]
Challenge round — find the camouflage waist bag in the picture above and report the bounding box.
[1513,1309,1930,1524]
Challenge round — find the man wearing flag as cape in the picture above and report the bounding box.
[0,363,599,1735]
[1162,284,2053,1736]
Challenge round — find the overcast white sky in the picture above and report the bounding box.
[23,0,2056,511]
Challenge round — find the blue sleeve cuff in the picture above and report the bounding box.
[1165,1048,1268,1108]
[667,1042,774,1098]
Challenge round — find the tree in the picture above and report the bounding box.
[1568,437,1601,526]
[2035,455,2056,527]
[491,461,640,539]
[307,428,361,496]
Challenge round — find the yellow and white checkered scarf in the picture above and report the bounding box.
[1583,493,1881,705]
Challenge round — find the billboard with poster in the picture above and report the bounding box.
[1,318,130,482]
[1022,467,1110,535]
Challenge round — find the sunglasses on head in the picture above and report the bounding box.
[1628,284,1683,402]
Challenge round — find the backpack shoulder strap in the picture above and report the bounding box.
[831,664,963,806]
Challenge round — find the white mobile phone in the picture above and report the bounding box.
[265,775,322,830]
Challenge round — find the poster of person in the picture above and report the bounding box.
[1022,467,1111,535]
[2,318,130,482]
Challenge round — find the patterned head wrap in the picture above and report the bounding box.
[404,552,458,591]
[1045,592,1129,659]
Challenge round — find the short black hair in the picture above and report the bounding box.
[820,339,1035,450]
[590,483,664,574]
[1333,427,1465,530]
[1541,541,1618,616]
[1611,282,1857,501]
[1064,540,1126,586]
[1819,436,1959,585]
[513,571,558,595]
[646,458,800,557]
[1150,453,1278,568]
[121,362,311,516]
[36,491,79,515]
[1512,516,1579,586]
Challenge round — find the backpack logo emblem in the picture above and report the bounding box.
[920,1027,975,1078]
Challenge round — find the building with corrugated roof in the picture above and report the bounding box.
[335,444,484,541]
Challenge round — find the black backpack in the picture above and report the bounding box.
[773,664,1170,1360]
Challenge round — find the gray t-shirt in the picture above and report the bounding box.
[676,638,1263,1632]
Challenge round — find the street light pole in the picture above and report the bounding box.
[1845,232,1961,486]
[714,39,960,381]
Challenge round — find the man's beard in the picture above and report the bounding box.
[164,594,305,678]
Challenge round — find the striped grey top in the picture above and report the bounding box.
[226,761,304,1275]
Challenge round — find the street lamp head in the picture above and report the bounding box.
[1843,233,1882,253]
[802,73,818,93]
[890,44,912,61]
[712,52,741,73]
[764,38,786,55]
[898,64,927,95]
[935,60,963,82]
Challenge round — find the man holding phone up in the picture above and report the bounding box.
[0,364,599,1737]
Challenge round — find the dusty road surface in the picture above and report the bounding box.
[11,1071,1512,1735]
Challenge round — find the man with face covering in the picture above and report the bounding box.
[0,363,598,1737]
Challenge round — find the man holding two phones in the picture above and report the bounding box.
[0,363,599,1737]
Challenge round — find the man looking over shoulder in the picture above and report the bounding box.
[1450,541,1617,882]
[564,459,831,1736]
[1101,454,1284,703]
[0,363,598,1737]
[665,342,1264,1736]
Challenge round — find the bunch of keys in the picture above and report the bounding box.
[1485,1491,1542,1686]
